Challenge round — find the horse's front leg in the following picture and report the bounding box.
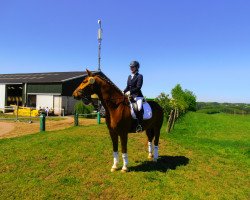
[146,129,154,160]
[120,132,128,172]
[110,131,119,172]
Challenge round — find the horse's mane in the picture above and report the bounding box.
[96,75,123,95]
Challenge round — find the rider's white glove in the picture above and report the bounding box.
[125,91,131,96]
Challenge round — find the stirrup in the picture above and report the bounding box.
[136,124,143,132]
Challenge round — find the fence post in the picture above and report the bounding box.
[40,114,46,132]
[15,105,19,122]
[167,110,173,133]
[97,112,101,124]
[74,113,79,126]
[29,107,32,123]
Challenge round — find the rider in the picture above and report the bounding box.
[124,61,144,132]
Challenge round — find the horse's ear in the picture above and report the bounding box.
[86,69,93,77]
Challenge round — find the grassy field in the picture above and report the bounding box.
[0,112,249,199]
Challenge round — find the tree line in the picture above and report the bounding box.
[155,84,197,117]
[154,84,197,132]
[197,102,250,115]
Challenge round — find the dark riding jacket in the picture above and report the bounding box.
[124,72,143,98]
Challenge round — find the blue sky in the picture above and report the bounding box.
[0,0,249,103]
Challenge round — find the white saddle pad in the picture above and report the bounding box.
[130,102,152,120]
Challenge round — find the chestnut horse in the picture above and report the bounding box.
[73,70,164,172]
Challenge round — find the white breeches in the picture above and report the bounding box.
[135,97,143,111]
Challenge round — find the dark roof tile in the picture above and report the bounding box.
[0,71,99,83]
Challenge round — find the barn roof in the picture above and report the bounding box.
[0,71,101,84]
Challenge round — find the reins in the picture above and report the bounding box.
[102,95,129,106]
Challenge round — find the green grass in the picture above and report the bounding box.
[0,113,249,199]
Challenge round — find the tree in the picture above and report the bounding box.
[171,84,188,112]
[155,92,171,116]
[184,89,197,111]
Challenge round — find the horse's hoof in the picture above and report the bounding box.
[148,153,153,160]
[121,166,129,173]
[111,167,118,172]
[148,157,153,161]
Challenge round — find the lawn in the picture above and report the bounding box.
[0,112,249,199]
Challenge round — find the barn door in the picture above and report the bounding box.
[53,95,61,115]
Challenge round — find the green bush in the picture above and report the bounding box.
[74,101,94,117]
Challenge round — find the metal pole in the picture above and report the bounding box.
[40,114,46,132]
[16,105,19,122]
[74,113,79,126]
[29,107,32,123]
[97,112,101,124]
[97,19,102,71]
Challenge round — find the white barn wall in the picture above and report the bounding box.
[0,84,6,109]
[36,94,54,110]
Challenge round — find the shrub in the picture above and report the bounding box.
[155,93,171,116]
[74,101,94,116]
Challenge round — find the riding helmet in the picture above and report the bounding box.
[129,61,140,69]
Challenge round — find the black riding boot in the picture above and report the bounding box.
[135,110,143,132]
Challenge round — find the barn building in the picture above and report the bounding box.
[0,71,107,115]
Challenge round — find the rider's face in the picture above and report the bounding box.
[130,66,137,74]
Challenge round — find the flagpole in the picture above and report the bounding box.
[97,19,102,71]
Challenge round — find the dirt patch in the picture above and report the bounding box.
[0,122,15,136]
[0,117,105,139]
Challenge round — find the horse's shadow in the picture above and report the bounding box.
[130,155,189,172]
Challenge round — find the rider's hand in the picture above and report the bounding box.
[125,91,131,96]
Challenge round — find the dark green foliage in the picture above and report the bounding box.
[183,89,197,111]
[74,101,94,115]
[145,98,155,101]
[197,102,250,114]
[196,108,220,114]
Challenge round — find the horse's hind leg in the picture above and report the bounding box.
[146,129,154,160]
[153,128,160,162]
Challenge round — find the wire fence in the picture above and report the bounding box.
[0,106,65,123]
[0,105,102,132]
[74,112,101,126]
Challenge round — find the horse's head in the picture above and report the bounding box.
[73,69,97,104]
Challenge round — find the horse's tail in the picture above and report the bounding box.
[147,100,164,130]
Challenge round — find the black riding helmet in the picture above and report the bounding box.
[129,61,140,69]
